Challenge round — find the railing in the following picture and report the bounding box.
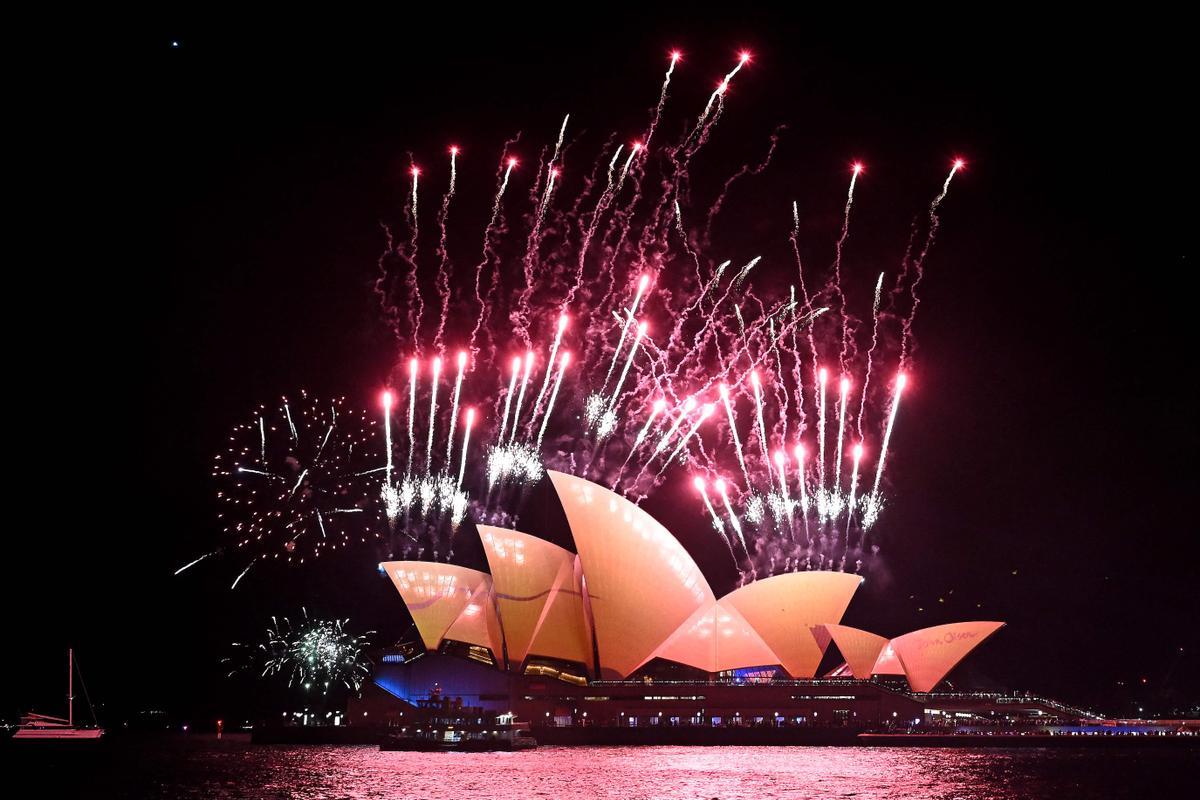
[913,691,1102,720]
[590,678,873,687]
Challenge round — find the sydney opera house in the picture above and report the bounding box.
[352,471,1043,739]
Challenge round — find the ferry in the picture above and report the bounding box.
[380,693,536,752]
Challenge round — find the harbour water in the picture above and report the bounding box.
[9,735,1195,798]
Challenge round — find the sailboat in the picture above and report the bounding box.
[13,649,104,740]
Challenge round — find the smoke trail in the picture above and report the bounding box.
[372,221,403,345]
[705,125,785,242]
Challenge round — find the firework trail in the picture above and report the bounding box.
[508,351,535,443]
[607,321,647,413]
[405,164,424,349]
[899,159,964,367]
[603,275,650,386]
[406,358,418,474]
[564,144,625,306]
[537,167,559,228]
[536,115,569,234]
[844,442,863,545]
[767,315,790,444]
[719,383,751,485]
[381,390,395,508]
[513,117,570,345]
[788,286,806,427]
[831,163,862,372]
[834,376,850,494]
[694,476,722,531]
[750,370,770,466]
[497,356,521,444]
[816,367,828,513]
[690,52,751,150]
[715,478,747,554]
[470,153,518,355]
[527,314,568,437]
[635,399,667,447]
[643,50,681,150]
[608,145,623,185]
[231,561,255,590]
[458,408,475,489]
[617,145,639,188]
[789,202,822,372]
[793,444,810,541]
[865,373,907,533]
[433,146,459,350]
[174,550,218,576]
[652,397,697,459]
[663,402,714,467]
[857,272,885,439]
[445,351,467,467]
[536,352,570,448]
[772,450,791,508]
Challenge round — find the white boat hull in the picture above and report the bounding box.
[13,727,104,740]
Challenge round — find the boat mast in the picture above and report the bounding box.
[69,647,74,727]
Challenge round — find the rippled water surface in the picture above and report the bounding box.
[12,736,1196,798]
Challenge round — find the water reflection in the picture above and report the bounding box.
[19,738,1196,799]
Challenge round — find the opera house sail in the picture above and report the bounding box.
[362,471,1019,742]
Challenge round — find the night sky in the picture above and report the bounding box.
[8,16,1196,724]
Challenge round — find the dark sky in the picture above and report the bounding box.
[8,15,1196,722]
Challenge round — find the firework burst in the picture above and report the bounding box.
[225,609,374,693]
[209,392,384,585]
